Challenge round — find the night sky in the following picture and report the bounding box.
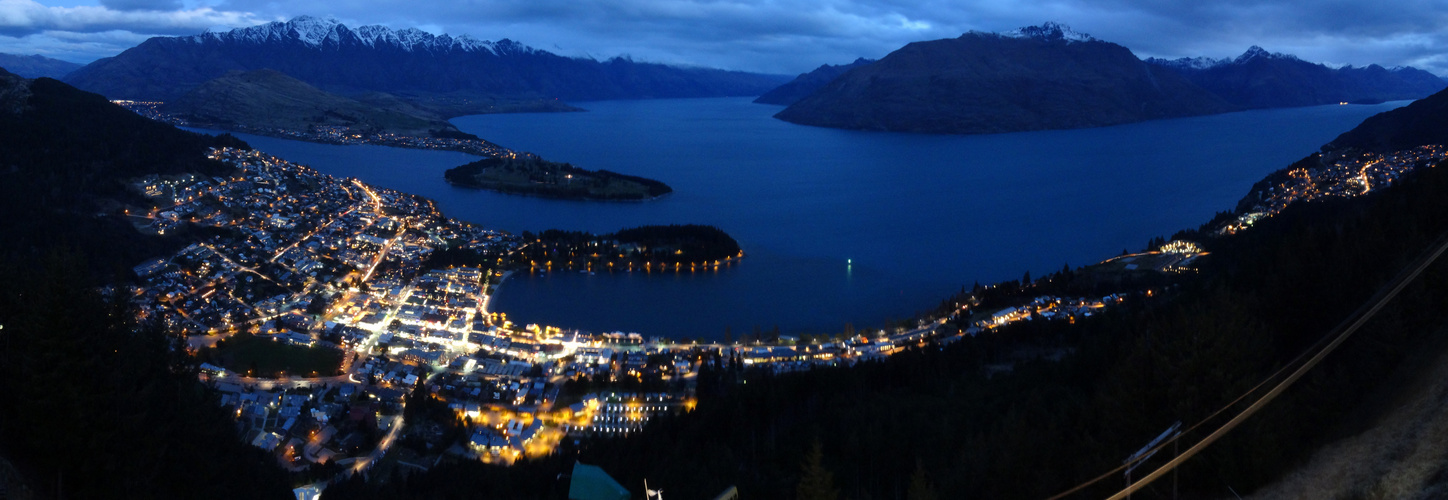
[2,0,1446,76]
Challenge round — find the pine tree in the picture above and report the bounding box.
[796,440,839,500]
[907,460,938,500]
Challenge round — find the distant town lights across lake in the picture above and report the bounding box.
[199,97,1408,339]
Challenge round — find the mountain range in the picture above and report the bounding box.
[0,53,82,79]
[54,17,1446,138]
[769,23,1447,135]
[1147,46,1445,108]
[773,23,1235,134]
[63,16,788,114]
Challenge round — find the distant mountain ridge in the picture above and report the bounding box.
[0,53,82,79]
[64,16,789,111]
[770,23,1446,135]
[1146,46,1445,109]
[753,57,875,105]
[774,23,1235,134]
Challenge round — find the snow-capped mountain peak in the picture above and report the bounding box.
[451,34,486,52]
[194,16,346,46]
[488,39,537,56]
[352,24,397,48]
[1148,47,1308,71]
[393,27,433,51]
[1233,46,1299,64]
[286,15,343,46]
[1146,56,1230,71]
[184,16,532,55]
[1004,22,1096,43]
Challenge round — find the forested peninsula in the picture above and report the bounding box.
[444,155,672,201]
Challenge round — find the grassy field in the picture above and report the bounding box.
[1247,322,1448,499]
[208,332,343,378]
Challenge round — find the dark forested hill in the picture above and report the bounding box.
[0,72,291,499]
[167,69,467,136]
[1148,46,1445,109]
[445,155,673,201]
[1325,85,1448,153]
[0,73,246,275]
[753,57,874,105]
[774,23,1235,134]
[63,16,788,112]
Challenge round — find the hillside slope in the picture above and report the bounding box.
[0,71,290,500]
[1247,324,1448,500]
[0,70,247,275]
[1325,85,1448,153]
[167,69,465,136]
[753,58,874,105]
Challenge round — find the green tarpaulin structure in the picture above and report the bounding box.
[568,461,631,500]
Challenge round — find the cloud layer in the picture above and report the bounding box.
[1,0,263,36]
[2,0,1447,75]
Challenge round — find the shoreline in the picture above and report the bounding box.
[523,251,745,273]
[444,177,673,202]
[189,124,508,158]
[480,270,514,317]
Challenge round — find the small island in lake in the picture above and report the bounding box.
[444,155,673,201]
[515,224,743,271]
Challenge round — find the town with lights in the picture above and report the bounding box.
[1217,145,1446,235]
[116,136,1447,492]
[125,146,1104,484]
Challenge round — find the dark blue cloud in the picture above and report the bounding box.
[0,1,265,38]
[99,0,182,12]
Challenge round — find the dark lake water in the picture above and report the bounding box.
[196,97,1405,339]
